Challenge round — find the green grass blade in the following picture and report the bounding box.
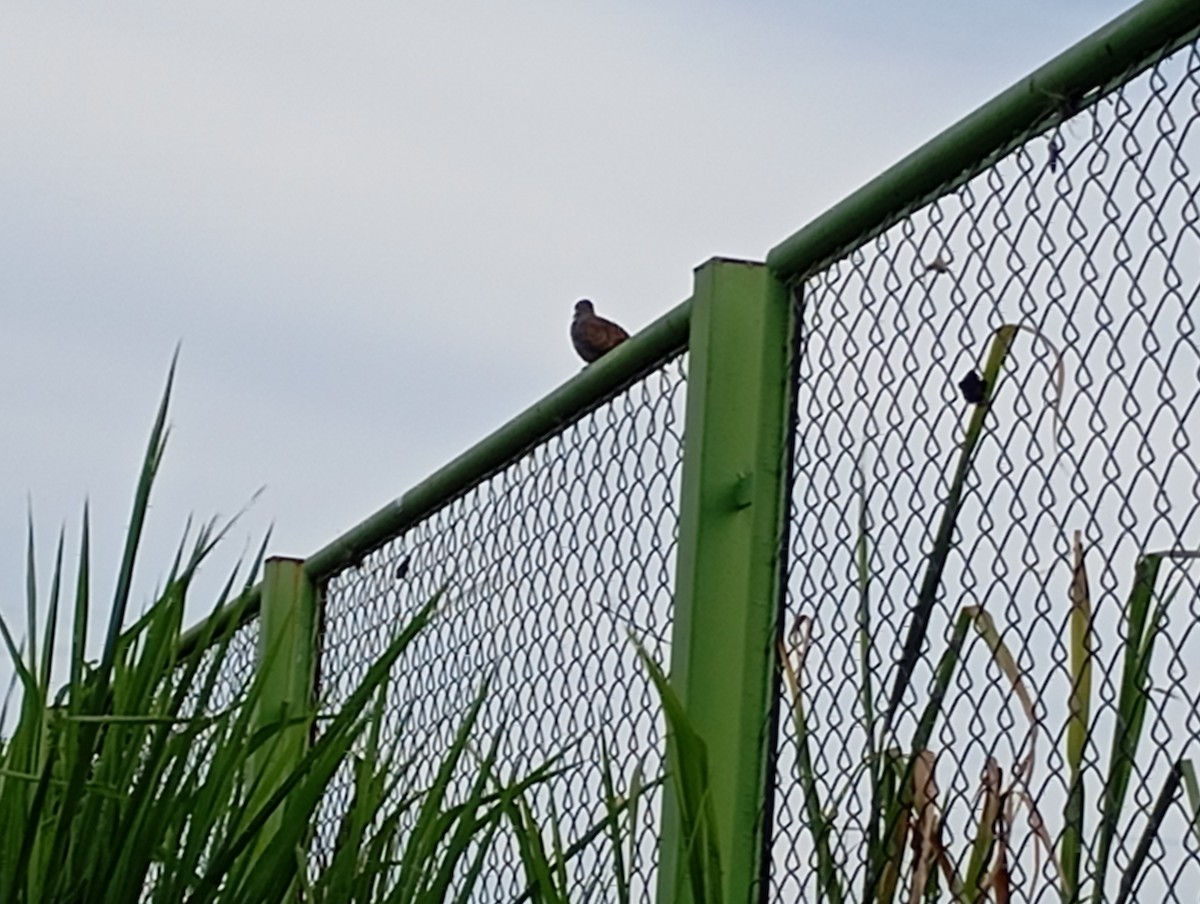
[634,637,722,904]
[503,791,567,904]
[447,818,505,904]
[874,749,908,904]
[429,755,497,901]
[626,755,647,897]
[778,623,843,904]
[219,720,366,904]
[881,324,1017,740]
[965,763,1001,903]
[189,593,439,901]
[854,483,885,904]
[1114,760,1183,904]
[43,354,177,900]
[1091,553,1174,904]
[3,752,56,904]
[866,609,970,903]
[909,607,972,760]
[318,683,394,900]
[856,487,876,741]
[864,603,981,904]
[321,752,384,897]
[509,772,666,904]
[0,615,38,721]
[1,516,75,901]
[100,348,175,695]
[425,721,573,901]
[24,509,39,689]
[395,678,492,899]
[39,529,64,704]
[1181,759,1200,851]
[600,741,631,904]
[68,504,91,717]
[1063,530,1093,901]
[97,573,245,901]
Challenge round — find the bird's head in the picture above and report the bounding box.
[574,299,595,317]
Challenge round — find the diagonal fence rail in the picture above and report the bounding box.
[171,1,1200,901]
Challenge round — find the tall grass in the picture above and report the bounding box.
[0,361,653,903]
[780,325,1200,903]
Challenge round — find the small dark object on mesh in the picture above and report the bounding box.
[959,370,988,405]
[395,555,411,580]
[571,300,629,363]
[1048,136,1065,172]
[924,254,952,275]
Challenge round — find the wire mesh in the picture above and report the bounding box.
[313,354,687,901]
[176,617,261,720]
[772,36,1200,904]
[171,616,261,807]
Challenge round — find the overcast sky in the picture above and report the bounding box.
[1,1,1133,671]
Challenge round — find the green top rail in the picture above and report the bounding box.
[766,0,1200,281]
[303,295,691,581]
[174,297,691,659]
[175,0,1200,662]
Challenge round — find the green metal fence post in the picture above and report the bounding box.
[658,258,795,904]
[248,556,318,859]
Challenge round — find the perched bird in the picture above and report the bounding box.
[959,370,988,405]
[571,300,629,363]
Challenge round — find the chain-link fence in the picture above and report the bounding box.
[771,33,1200,904]
[177,618,261,720]
[157,8,1200,903]
[312,354,688,901]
